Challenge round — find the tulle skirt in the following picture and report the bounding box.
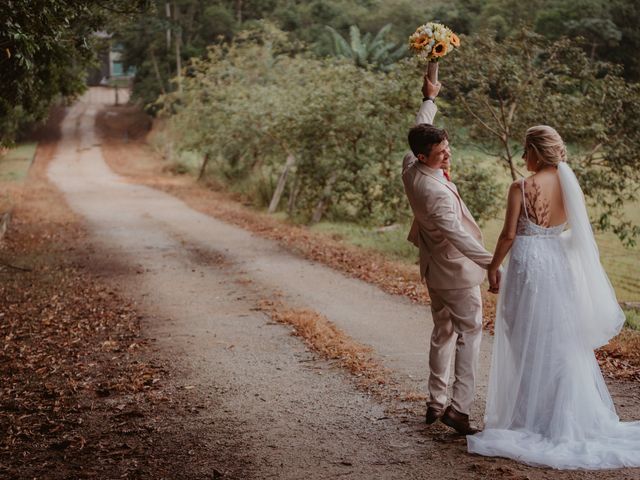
[467,235,640,469]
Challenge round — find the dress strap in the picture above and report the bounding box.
[520,178,529,220]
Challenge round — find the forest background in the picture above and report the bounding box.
[3,0,640,304]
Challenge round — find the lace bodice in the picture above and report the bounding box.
[516,179,566,237]
[516,215,566,237]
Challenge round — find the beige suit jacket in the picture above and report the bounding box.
[402,101,492,289]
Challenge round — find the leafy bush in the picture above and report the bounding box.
[445,29,640,244]
[159,25,439,225]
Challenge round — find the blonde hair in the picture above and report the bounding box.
[525,125,566,168]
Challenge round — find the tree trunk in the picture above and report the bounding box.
[198,153,211,181]
[173,2,182,93]
[185,2,196,46]
[236,0,243,23]
[149,47,166,95]
[287,175,300,216]
[503,136,517,181]
[268,154,296,213]
[165,2,171,49]
[163,139,173,162]
[507,157,517,181]
[311,172,338,224]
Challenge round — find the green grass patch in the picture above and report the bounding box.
[169,134,640,302]
[0,142,37,182]
[108,77,133,88]
[312,209,640,302]
[254,194,638,302]
[624,309,640,331]
[303,142,640,302]
[310,221,418,263]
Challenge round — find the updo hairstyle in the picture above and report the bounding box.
[525,125,567,168]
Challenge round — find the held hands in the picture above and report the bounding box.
[422,75,441,100]
[488,266,502,294]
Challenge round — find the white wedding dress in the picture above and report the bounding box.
[467,163,640,470]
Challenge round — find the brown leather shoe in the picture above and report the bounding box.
[441,406,479,435]
[425,406,444,425]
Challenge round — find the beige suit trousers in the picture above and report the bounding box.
[426,285,483,415]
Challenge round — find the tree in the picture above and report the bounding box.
[445,29,640,244]
[113,0,239,110]
[325,24,406,71]
[534,0,621,60]
[432,0,485,35]
[0,0,149,147]
[609,0,640,81]
[114,0,442,108]
[160,24,501,227]
[452,160,503,226]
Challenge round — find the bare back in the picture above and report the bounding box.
[521,169,567,228]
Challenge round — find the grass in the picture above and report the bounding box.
[0,142,37,214]
[625,309,640,331]
[312,145,640,303]
[107,77,133,88]
[310,221,418,263]
[320,215,640,304]
[159,123,640,302]
[0,142,37,182]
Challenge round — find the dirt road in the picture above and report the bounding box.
[44,89,640,479]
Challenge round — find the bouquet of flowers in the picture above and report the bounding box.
[409,22,460,83]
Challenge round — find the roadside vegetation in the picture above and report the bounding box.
[625,308,640,330]
[3,0,640,300]
[96,101,640,382]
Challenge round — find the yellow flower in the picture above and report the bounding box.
[450,33,460,47]
[432,41,447,57]
[413,35,429,49]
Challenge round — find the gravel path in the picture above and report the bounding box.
[46,89,640,479]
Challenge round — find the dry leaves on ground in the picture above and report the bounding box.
[0,111,238,479]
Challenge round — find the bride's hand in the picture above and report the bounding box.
[488,266,501,294]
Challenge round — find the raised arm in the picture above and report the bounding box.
[416,76,439,125]
[415,97,437,125]
[403,76,441,174]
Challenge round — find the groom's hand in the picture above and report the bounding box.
[422,76,441,100]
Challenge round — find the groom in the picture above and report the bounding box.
[402,75,496,435]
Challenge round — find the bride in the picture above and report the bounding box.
[467,125,640,469]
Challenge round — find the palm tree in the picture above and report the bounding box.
[325,24,406,71]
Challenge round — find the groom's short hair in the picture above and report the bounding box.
[408,124,448,157]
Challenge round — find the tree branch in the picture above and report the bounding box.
[460,97,504,140]
[483,97,503,129]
